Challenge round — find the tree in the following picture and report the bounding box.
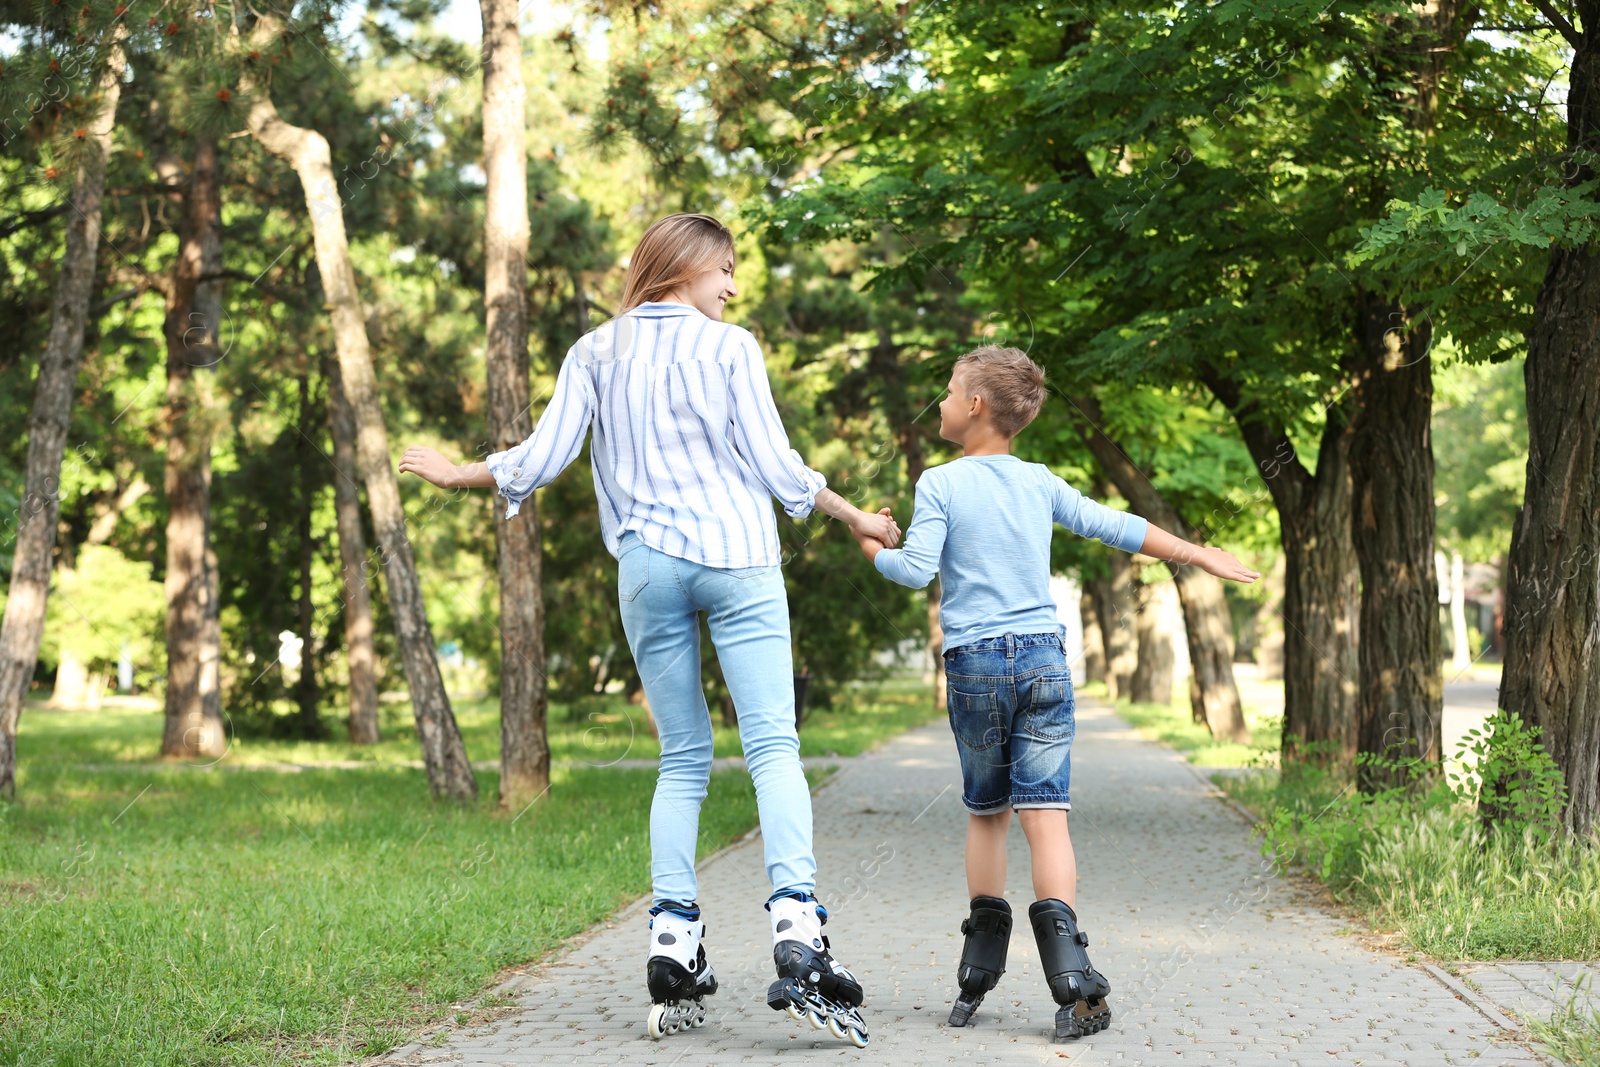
[1350,7,1588,820]
[0,26,128,799]
[481,0,550,809]
[762,1,1551,774]
[327,358,380,743]
[1496,1,1600,833]
[1201,372,1359,764]
[241,12,476,800]
[1072,394,1249,743]
[158,134,227,760]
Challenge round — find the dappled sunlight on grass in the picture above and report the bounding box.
[1083,677,1282,767]
[16,678,940,771]
[0,678,935,1065]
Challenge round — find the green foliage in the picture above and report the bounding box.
[1432,356,1526,562]
[1460,709,1567,842]
[1232,711,1596,960]
[39,544,165,683]
[1529,977,1600,1067]
[1355,182,1600,267]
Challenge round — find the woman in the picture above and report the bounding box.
[400,214,894,1047]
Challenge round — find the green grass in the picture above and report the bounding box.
[1084,678,1282,767]
[0,679,939,1065]
[1098,673,1600,963]
[1220,766,1600,961]
[1529,979,1600,1067]
[15,677,939,768]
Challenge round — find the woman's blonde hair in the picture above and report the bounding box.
[619,214,736,312]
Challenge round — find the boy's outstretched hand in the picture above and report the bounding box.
[1197,546,1260,584]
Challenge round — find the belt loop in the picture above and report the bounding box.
[1005,633,1016,660]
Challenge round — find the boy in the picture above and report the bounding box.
[851,345,1258,1040]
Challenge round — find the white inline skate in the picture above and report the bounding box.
[764,894,869,1048]
[645,903,717,1039]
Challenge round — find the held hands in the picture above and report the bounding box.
[850,507,901,560]
[398,446,459,489]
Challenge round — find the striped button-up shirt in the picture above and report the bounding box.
[485,301,827,569]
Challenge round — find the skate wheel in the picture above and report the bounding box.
[808,1008,828,1030]
[690,1006,707,1028]
[647,1003,668,1040]
[827,1015,848,1039]
[785,1003,805,1023]
[849,1027,870,1048]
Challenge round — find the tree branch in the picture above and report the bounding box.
[90,285,149,315]
[1195,363,1311,518]
[1527,0,1582,47]
[1065,391,1194,538]
[0,204,68,238]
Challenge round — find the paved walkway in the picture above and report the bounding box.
[382,698,1545,1066]
[1457,963,1599,1029]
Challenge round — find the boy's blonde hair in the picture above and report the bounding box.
[619,214,736,312]
[955,345,1048,437]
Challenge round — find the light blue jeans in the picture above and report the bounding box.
[615,532,815,905]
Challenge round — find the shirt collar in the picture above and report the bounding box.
[629,301,704,318]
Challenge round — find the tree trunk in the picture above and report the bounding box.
[292,371,324,740]
[50,650,90,709]
[0,32,127,800]
[1201,368,1360,766]
[242,33,476,800]
[1130,576,1177,706]
[481,0,550,809]
[1072,396,1249,741]
[159,136,227,762]
[1500,19,1600,833]
[1089,554,1137,700]
[1078,586,1106,683]
[327,358,380,744]
[1348,298,1442,791]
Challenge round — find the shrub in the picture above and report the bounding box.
[1239,711,1599,961]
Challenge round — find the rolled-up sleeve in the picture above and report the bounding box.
[875,474,947,589]
[727,331,827,518]
[485,351,595,519]
[1052,475,1148,552]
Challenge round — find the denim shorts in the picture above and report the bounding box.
[943,631,1076,815]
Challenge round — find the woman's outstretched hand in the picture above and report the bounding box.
[398,446,460,489]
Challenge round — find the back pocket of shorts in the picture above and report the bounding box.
[947,683,1006,752]
[1022,670,1074,741]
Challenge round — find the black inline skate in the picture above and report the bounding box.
[1029,898,1112,1040]
[764,893,870,1048]
[949,895,1013,1026]
[645,902,718,1039]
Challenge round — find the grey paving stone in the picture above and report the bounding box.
[1457,961,1600,1027]
[382,699,1545,1066]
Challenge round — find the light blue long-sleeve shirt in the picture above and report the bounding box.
[874,455,1149,655]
